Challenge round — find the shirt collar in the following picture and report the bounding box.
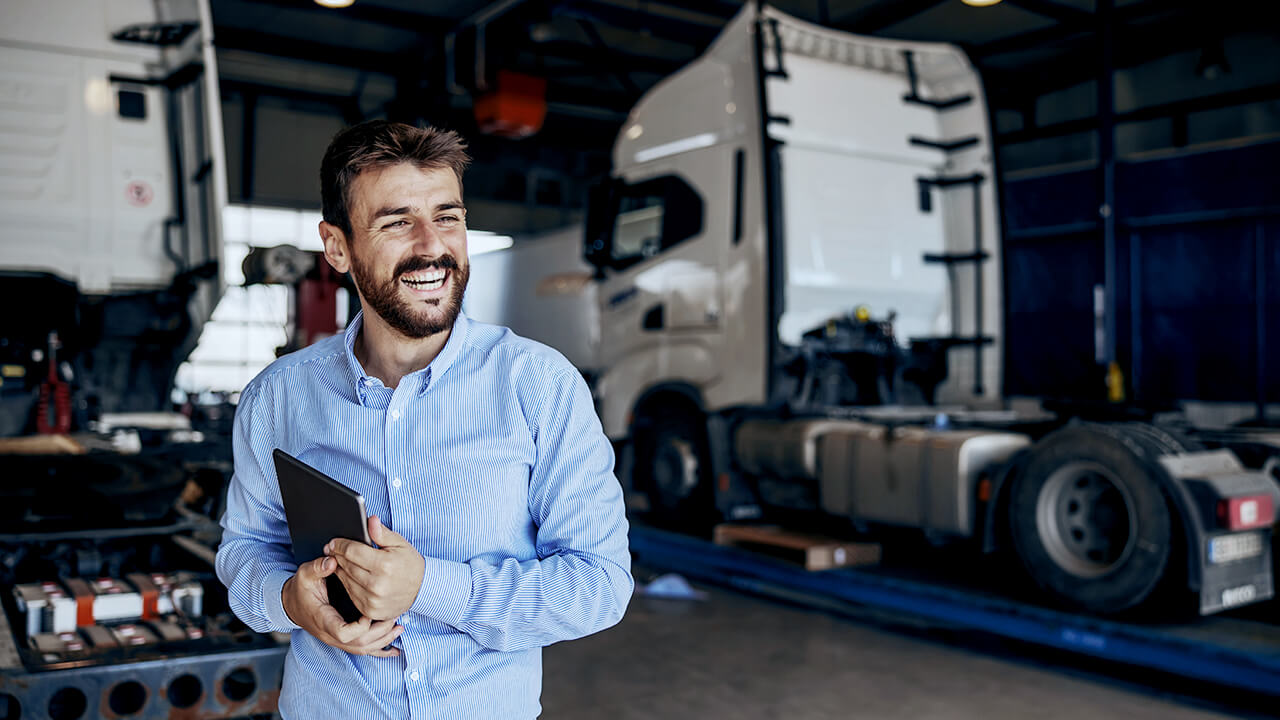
[343,310,472,404]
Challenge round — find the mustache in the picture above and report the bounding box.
[394,254,460,278]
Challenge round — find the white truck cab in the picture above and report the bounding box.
[0,0,227,430]
[588,4,1001,442]
[583,4,1279,617]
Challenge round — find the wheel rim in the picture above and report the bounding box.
[1035,461,1137,578]
[651,437,699,506]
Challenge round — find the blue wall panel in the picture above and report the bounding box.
[1001,139,1280,408]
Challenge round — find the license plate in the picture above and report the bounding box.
[1208,532,1264,565]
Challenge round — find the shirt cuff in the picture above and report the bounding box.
[264,569,302,632]
[409,556,472,626]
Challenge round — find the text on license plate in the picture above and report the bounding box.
[1208,532,1264,564]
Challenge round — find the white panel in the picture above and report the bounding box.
[777,145,948,344]
[464,226,599,371]
[0,48,87,282]
[767,53,942,167]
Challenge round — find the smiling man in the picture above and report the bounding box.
[216,120,633,719]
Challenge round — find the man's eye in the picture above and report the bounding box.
[437,216,461,225]
[382,220,408,229]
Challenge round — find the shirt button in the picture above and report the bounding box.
[392,477,402,489]
[409,671,420,682]
[390,409,401,421]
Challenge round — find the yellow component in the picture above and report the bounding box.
[1107,362,1126,403]
[826,319,837,337]
[854,305,871,323]
[1,364,24,378]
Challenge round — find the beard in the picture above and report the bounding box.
[349,251,470,339]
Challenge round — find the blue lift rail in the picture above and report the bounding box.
[629,525,1280,699]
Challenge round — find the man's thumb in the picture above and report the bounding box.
[312,555,336,577]
[367,515,400,547]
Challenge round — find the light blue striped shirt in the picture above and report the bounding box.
[216,311,632,719]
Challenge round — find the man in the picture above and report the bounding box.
[216,120,633,719]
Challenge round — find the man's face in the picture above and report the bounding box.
[339,163,469,338]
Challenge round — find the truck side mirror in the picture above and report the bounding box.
[583,178,619,274]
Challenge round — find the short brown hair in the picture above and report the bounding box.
[320,120,471,236]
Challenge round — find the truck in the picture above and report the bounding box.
[581,3,1279,616]
[0,1,287,717]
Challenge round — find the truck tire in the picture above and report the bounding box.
[635,410,716,535]
[1008,424,1184,614]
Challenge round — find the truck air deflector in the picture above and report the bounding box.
[901,50,973,110]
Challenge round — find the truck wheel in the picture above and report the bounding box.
[636,410,716,535]
[1008,425,1176,614]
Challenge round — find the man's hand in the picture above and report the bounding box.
[282,555,404,656]
[327,516,425,622]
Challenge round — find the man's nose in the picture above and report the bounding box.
[410,223,449,256]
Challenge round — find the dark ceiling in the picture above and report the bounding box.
[208,0,1276,230]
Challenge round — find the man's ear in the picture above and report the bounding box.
[320,221,351,274]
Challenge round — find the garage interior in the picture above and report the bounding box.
[1,0,1279,718]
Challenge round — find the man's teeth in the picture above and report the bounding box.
[402,269,446,289]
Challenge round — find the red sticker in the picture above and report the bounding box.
[126,180,154,207]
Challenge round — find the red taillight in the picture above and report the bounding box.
[1217,494,1275,531]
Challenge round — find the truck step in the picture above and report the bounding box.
[712,524,882,571]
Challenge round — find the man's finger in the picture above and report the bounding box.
[298,555,334,581]
[337,558,380,588]
[327,541,379,574]
[368,515,410,549]
[332,616,373,644]
[315,556,336,577]
[365,622,404,650]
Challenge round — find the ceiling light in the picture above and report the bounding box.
[314,0,355,8]
[961,0,1003,6]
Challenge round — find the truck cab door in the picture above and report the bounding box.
[588,173,718,337]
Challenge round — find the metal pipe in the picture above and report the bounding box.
[0,520,199,543]
[1098,0,1118,394]
[1257,222,1268,423]
[444,0,529,94]
[196,0,228,289]
[972,181,984,396]
[1129,232,1142,404]
[171,533,218,566]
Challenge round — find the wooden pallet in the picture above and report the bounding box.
[712,524,882,571]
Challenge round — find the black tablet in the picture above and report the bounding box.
[273,448,373,623]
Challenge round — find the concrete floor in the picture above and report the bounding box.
[542,570,1249,720]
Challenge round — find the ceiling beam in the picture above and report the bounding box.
[218,0,451,34]
[984,6,1255,104]
[834,0,949,34]
[1002,0,1093,26]
[531,39,687,77]
[580,0,734,28]
[550,2,721,48]
[973,0,1184,59]
[995,80,1280,145]
[215,27,411,75]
